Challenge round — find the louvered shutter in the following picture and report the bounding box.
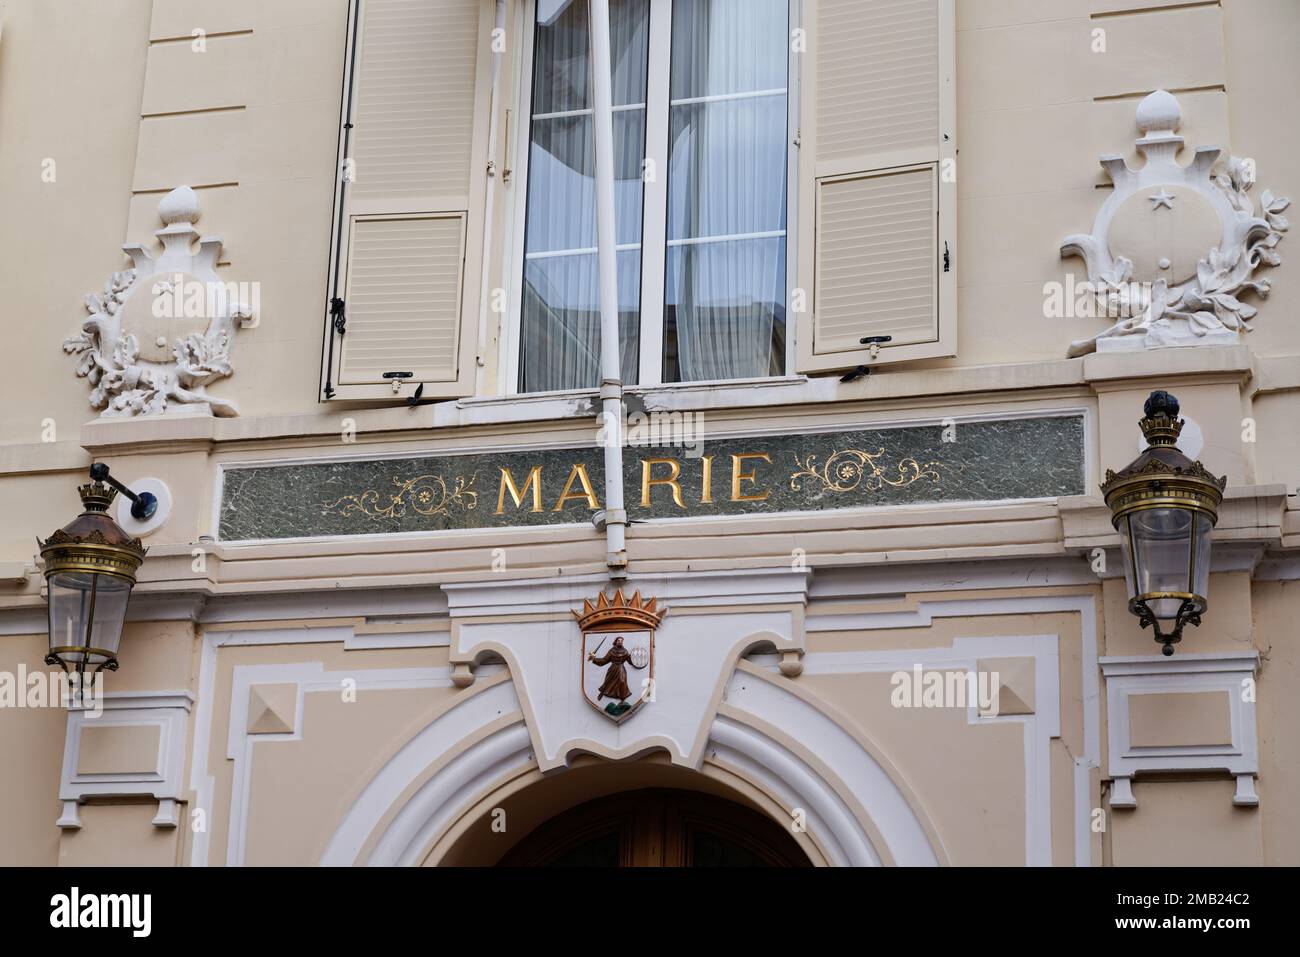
[796,0,956,373]
[323,0,500,400]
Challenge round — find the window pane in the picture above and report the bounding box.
[664,237,786,381]
[669,0,789,99]
[664,0,788,383]
[522,250,642,392]
[521,0,649,392]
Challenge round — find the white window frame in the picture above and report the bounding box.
[502,0,801,396]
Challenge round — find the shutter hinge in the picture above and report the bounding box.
[943,242,951,273]
[793,128,802,149]
[330,297,347,335]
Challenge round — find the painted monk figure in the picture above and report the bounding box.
[588,636,632,701]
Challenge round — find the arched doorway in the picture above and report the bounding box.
[499,788,810,867]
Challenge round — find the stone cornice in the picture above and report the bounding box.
[3,490,1299,630]
[40,344,1283,462]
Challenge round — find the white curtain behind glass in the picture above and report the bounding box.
[520,0,649,392]
[664,0,788,382]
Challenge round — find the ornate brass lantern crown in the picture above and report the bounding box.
[40,482,147,582]
[1100,390,1226,525]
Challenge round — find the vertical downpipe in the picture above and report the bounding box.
[589,0,628,581]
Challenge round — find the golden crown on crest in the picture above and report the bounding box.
[573,589,666,631]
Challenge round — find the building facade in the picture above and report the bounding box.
[0,0,1296,866]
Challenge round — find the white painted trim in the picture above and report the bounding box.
[636,0,671,387]
[788,634,1059,865]
[58,689,194,829]
[320,678,524,865]
[343,630,450,651]
[442,566,811,618]
[716,674,938,865]
[1255,554,1300,581]
[186,621,500,866]
[666,229,787,247]
[804,593,1101,867]
[323,677,938,867]
[1098,651,1260,807]
[224,659,475,866]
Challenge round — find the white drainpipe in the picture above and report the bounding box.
[589,0,628,580]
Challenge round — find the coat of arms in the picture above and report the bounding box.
[1061,90,1288,356]
[575,590,665,723]
[62,185,257,417]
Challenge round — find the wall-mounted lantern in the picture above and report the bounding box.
[1101,391,1226,655]
[38,464,154,679]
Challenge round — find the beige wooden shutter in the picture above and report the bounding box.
[323,0,499,400]
[796,0,956,374]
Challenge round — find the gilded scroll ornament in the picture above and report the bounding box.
[790,448,942,494]
[321,473,478,519]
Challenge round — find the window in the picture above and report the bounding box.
[321,0,953,403]
[515,0,792,393]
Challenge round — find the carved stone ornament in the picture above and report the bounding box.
[1063,90,1289,357]
[63,186,257,417]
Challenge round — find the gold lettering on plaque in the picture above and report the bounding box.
[731,453,771,502]
[700,455,714,504]
[553,463,601,511]
[497,465,543,514]
[641,457,685,508]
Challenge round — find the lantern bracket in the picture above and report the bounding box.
[88,463,158,521]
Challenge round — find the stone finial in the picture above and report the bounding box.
[157,185,200,226]
[1135,89,1181,136]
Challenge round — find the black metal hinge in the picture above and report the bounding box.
[943,242,951,273]
[330,297,347,335]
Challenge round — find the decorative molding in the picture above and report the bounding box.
[803,593,1101,868]
[320,673,942,867]
[1099,651,1260,807]
[57,690,194,829]
[446,569,808,769]
[63,186,256,418]
[1063,90,1289,357]
[792,634,1059,865]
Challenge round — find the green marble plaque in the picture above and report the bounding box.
[218,414,1085,541]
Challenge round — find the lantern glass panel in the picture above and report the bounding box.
[1192,511,1213,602]
[47,571,132,667]
[1129,506,1194,619]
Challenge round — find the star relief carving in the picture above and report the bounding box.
[63,186,258,417]
[1148,188,1176,210]
[1061,90,1290,357]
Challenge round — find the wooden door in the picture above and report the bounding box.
[498,788,810,867]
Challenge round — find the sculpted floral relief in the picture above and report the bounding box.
[1062,91,1289,356]
[63,186,256,417]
